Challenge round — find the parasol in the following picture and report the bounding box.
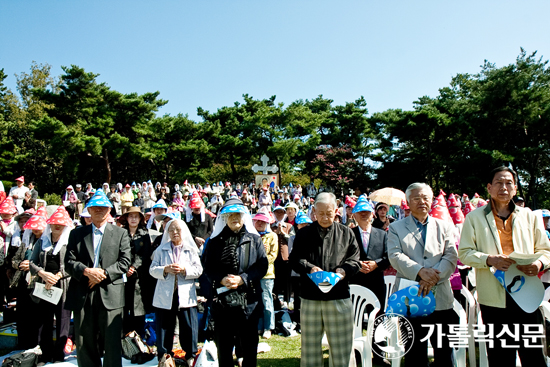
[369,188,406,206]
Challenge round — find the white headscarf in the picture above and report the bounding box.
[147,209,166,229]
[211,208,259,239]
[21,229,34,248]
[148,186,157,202]
[159,219,199,257]
[11,225,22,247]
[40,223,73,255]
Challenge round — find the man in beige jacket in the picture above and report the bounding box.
[459,166,550,367]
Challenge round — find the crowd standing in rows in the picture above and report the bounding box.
[0,169,549,367]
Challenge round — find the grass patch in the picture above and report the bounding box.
[257,334,330,367]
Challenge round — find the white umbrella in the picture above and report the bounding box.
[369,188,406,206]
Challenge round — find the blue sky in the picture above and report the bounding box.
[1,1,549,121]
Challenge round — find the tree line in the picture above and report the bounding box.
[1,48,549,208]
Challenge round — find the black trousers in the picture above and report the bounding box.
[159,292,198,360]
[213,305,261,367]
[480,293,546,367]
[273,259,291,302]
[73,289,124,367]
[37,298,71,362]
[15,285,38,349]
[405,308,458,367]
[290,277,301,324]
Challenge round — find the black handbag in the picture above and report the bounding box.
[214,288,247,310]
[2,352,38,367]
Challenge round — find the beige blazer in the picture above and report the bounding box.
[387,215,458,311]
[458,202,550,308]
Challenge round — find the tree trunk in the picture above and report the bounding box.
[274,154,282,187]
[229,150,237,182]
[427,140,433,186]
[104,148,111,184]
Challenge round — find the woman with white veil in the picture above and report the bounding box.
[202,198,268,367]
[149,219,202,366]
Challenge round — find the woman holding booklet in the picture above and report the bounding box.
[29,205,74,364]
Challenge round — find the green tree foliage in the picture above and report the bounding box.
[372,49,550,207]
[2,49,549,208]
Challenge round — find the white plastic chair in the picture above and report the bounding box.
[384,275,396,310]
[452,299,468,367]
[321,285,380,367]
[475,292,527,367]
[350,285,381,367]
[460,286,477,367]
[390,299,468,367]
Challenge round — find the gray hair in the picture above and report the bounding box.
[314,192,337,209]
[405,183,433,203]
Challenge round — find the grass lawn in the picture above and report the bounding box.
[256,333,391,367]
[256,334,329,367]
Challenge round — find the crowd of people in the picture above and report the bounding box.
[0,168,549,367]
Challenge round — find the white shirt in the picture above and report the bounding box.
[9,185,29,209]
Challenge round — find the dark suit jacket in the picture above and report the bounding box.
[64,223,131,311]
[350,226,389,308]
[352,226,389,269]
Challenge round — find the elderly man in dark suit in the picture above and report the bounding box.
[349,196,389,311]
[65,191,131,367]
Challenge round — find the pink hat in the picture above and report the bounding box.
[253,213,271,223]
[15,176,24,182]
[449,206,465,225]
[463,201,476,216]
[35,206,48,219]
[23,214,47,231]
[429,191,453,223]
[345,196,356,208]
[47,206,73,226]
[0,197,17,215]
[446,194,460,208]
[189,191,203,209]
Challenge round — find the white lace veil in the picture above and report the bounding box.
[210,208,259,239]
[159,219,199,256]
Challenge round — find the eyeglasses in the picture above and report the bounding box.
[410,196,432,203]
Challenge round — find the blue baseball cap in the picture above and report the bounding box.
[85,191,113,208]
[220,198,247,215]
[295,212,313,224]
[152,199,168,210]
[352,197,374,214]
